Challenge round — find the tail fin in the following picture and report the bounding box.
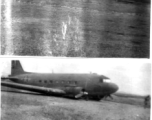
[11,60,25,76]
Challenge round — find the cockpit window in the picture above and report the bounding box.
[99,75,110,83]
[103,79,111,83]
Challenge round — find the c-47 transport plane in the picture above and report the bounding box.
[1,61,118,100]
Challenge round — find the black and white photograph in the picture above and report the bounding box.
[0,58,151,120]
[1,0,150,57]
[0,0,151,119]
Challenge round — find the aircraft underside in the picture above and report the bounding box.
[1,81,106,101]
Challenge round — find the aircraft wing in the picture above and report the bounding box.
[1,81,66,95]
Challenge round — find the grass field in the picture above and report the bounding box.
[1,90,151,120]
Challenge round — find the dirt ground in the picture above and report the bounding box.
[1,91,150,120]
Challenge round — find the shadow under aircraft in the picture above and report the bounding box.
[1,61,118,101]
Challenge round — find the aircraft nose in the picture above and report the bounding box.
[109,83,119,93]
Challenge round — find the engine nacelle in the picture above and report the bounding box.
[64,86,83,95]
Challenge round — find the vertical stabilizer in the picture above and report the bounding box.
[11,60,25,76]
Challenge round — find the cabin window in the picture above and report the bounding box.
[39,80,42,82]
[74,81,77,85]
[50,80,53,83]
[44,80,47,83]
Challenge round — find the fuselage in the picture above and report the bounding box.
[10,72,118,97]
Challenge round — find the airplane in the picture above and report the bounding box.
[1,60,119,100]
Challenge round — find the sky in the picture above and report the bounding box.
[0,58,151,96]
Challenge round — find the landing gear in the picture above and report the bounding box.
[94,96,101,101]
[104,94,113,100]
[92,95,104,101]
[75,88,89,99]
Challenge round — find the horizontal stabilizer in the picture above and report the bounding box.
[1,81,66,95]
[1,77,18,81]
[1,77,10,79]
